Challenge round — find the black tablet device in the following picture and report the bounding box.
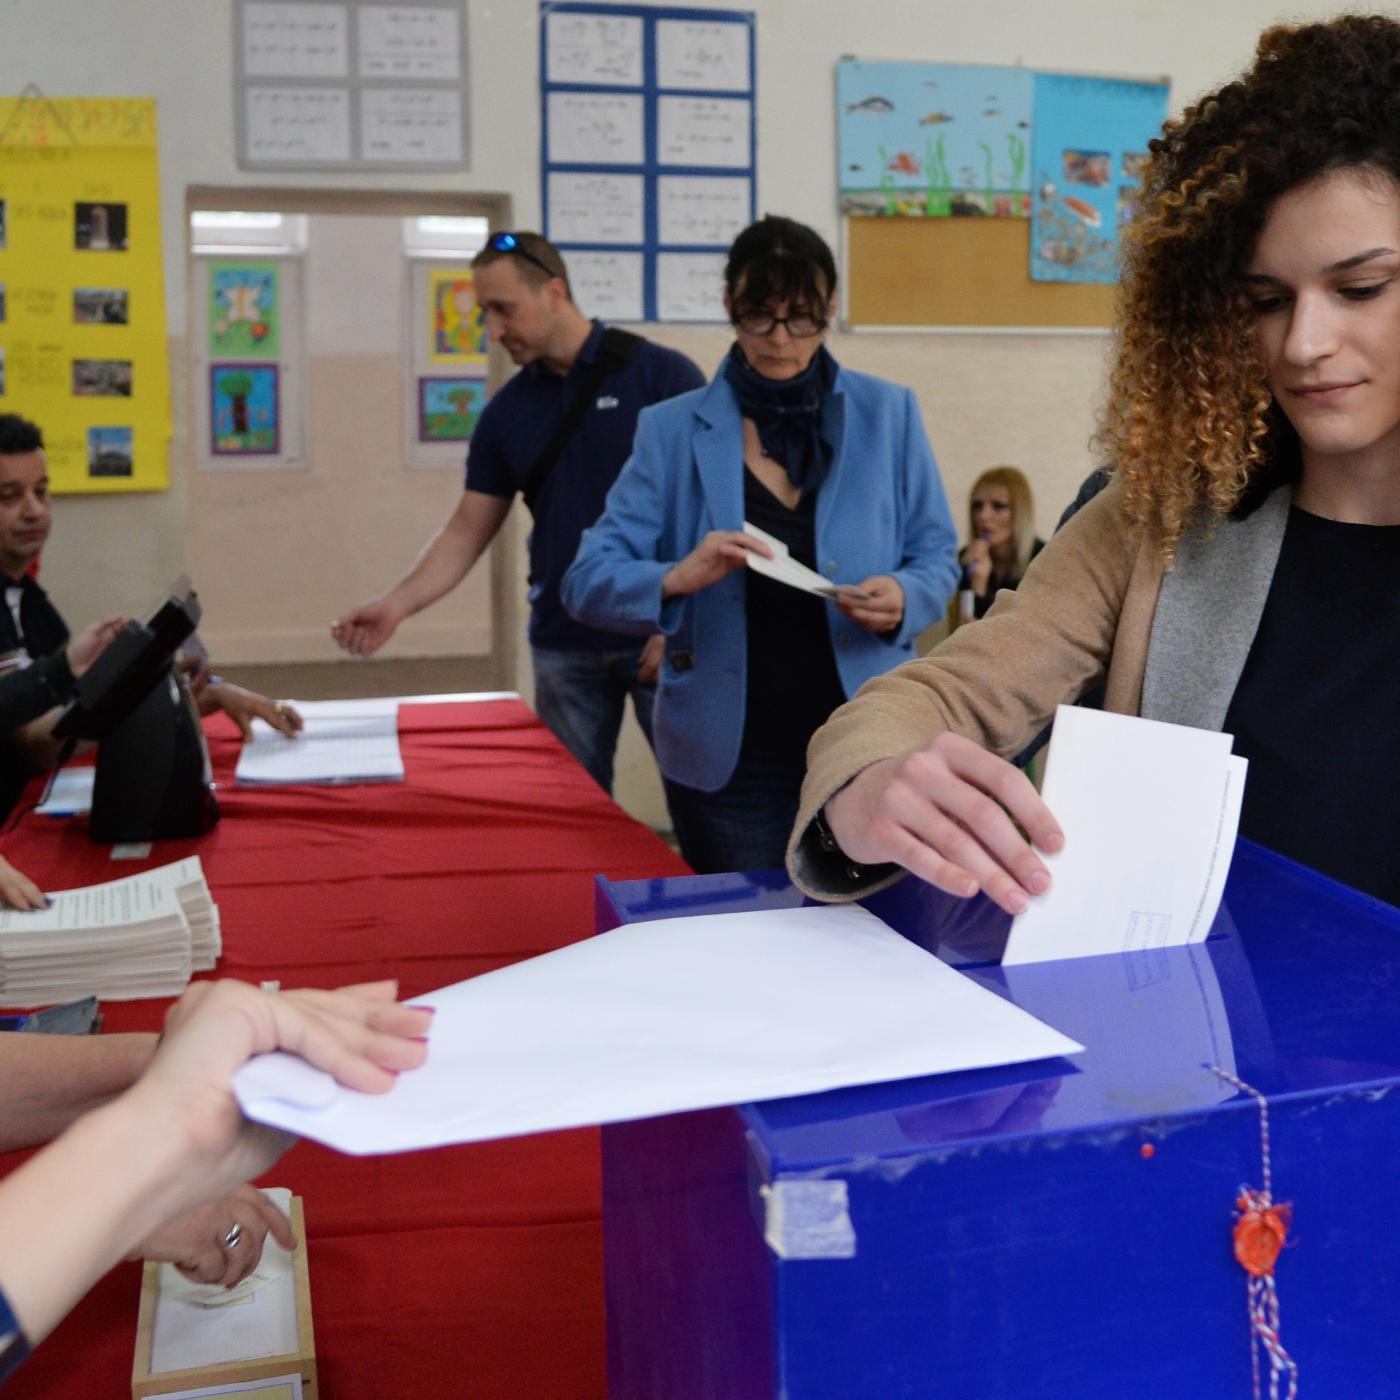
[53,581,201,742]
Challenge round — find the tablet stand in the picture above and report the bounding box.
[89,665,219,843]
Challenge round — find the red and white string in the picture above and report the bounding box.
[1209,1064,1298,1400]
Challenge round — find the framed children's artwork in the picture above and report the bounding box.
[429,268,487,363]
[210,363,280,455]
[209,261,280,357]
[418,376,487,442]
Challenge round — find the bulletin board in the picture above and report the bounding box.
[838,59,1166,330]
[0,94,171,492]
[845,218,1118,328]
[540,2,756,323]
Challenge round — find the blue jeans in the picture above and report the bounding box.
[531,644,656,795]
[663,754,804,875]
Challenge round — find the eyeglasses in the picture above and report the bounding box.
[732,309,827,338]
[487,231,559,282]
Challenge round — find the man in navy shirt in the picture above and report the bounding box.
[332,232,704,793]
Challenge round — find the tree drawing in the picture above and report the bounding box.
[218,371,254,434]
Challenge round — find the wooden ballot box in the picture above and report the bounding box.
[132,1194,316,1400]
[596,844,1400,1399]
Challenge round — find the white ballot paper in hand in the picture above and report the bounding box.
[742,521,871,600]
[1001,705,1247,967]
[233,904,1082,1155]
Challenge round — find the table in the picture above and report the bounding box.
[598,845,1400,1399]
[1,695,687,1399]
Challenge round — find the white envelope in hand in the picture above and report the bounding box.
[1002,705,1247,966]
[742,522,871,600]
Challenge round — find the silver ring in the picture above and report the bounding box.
[222,1223,244,1253]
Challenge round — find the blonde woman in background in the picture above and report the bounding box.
[957,467,1044,623]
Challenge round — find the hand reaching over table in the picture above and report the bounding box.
[0,979,431,1355]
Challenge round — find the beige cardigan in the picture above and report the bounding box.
[787,479,1169,898]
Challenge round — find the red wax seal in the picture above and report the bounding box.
[1233,1196,1291,1277]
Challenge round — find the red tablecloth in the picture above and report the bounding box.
[0,699,688,1399]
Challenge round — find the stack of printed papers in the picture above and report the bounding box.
[0,857,219,1006]
[235,698,404,786]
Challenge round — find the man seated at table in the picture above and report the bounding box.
[0,413,302,817]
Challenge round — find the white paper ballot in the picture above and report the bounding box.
[742,522,871,601]
[1001,706,1247,966]
[235,697,403,786]
[233,904,1082,1154]
[36,764,96,816]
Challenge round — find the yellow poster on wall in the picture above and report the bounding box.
[428,267,488,365]
[0,95,170,493]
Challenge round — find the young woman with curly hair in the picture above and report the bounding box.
[790,14,1400,911]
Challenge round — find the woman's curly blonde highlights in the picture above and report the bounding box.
[1096,15,1400,560]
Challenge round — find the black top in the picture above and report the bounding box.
[0,575,75,822]
[962,538,1046,620]
[466,321,704,651]
[0,573,70,660]
[740,469,846,769]
[1224,506,1400,907]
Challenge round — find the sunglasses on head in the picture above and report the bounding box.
[487,231,559,282]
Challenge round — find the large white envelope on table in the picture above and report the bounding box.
[233,904,1082,1154]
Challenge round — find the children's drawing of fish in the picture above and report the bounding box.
[983,109,1002,117]
[846,96,894,114]
[1062,194,1102,228]
[1017,120,1031,129]
[848,163,863,172]
[887,150,922,175]
[919,111,954,125]
[1039,240,1081,266]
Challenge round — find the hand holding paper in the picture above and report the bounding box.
[1001,706,1246,965]
[741,522,872,600]
[825,731,1063,912]
[662,528,772,597]
[233,904,1081,1156]
[835,574,902,631]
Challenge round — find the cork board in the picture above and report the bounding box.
[845,216,1119,329]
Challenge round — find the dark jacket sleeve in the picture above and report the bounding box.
[0,650,75,734]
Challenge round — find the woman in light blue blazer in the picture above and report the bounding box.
[563,217,958,873]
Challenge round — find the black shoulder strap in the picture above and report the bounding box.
[520,328,645,512]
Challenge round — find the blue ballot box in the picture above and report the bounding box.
[595,841,1400,1399]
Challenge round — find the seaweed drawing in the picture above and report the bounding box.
[978,140,994,199]
[877,145,897,215]
[922,135,952,214]
[1006,132,1027,193]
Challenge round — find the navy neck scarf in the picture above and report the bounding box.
[722,343,838,494]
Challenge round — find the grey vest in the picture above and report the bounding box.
[1140,486,1291,731]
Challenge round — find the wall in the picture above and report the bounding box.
[188,207,495,663]
[0,0,1350,824]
